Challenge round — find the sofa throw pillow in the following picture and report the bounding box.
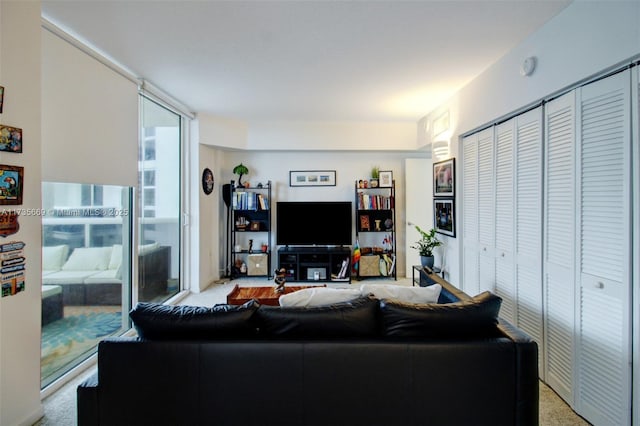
[279,287,362,307]
[108,244,123,270]
[379,291,502,338]
[42,245,69,271]
[62,246,112,271]
[139,242,160,255]
[360,283,442,304]
[256,296,378,338]
[129,299,260,340]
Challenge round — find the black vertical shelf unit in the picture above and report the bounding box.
[229,181,272,279]
[354,180,396,280]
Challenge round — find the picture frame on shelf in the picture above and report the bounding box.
[359,214,370,231]
[434,198,455,237]
[289,170,336,187]
[378,170,393,187]
[0,164,23,205]
[433,158,454,197]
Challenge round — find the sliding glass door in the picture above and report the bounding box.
[138,96,181,302]
[41,183,132,388]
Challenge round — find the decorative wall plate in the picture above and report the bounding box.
[202,168,214,195]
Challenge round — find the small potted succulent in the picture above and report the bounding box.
[370,166,380,188]
[410,225,441,268]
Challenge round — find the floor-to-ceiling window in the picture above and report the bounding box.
[41,183,132,388]
[138,96,181,302]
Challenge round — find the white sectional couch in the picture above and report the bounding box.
[42,243,170,305]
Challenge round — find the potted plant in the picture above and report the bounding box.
[370,166,380,188]
[233,163,249,187]
[411,225,441,268]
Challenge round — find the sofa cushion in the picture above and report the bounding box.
[360,283,442,304]
[379,291,502,338]
[42,245,69,271]
[84,269,122,284]
[62,246,112,271]
[42,270,103,285]
[256,296,378,338]
[279,287,362,307]
[129,300,260,340]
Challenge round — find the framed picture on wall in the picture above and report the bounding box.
[289,170,336,187]
[0,164,23,205]
[0,124,22,153]
[434,198,455,237]
[433,158,454,197]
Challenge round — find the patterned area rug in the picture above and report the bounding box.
[41,307,123,387]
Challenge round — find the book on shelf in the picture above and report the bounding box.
[357,193,394,210]
[233,191,269,211]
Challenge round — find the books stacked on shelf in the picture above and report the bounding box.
[232,191,269,211]
[357,193,394,210]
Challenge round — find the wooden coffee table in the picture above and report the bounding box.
[226,284,325,306]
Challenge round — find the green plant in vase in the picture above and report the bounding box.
[370,165,380,188]
[410,225,441,269]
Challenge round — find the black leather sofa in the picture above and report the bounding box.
[77,278,538,426]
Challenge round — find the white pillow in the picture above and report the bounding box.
[139,242,160,255]
[109,244,123,270]
[42,245,69,271]
[279,287,362,307]
[360,283,442,304]
[62,247,112,271]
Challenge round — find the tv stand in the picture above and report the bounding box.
[277,246,351,283]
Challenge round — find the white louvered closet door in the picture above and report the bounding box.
[494,120,515,323]
[576,70,631,426]
[514,108,544,368]
[544,92,576,403]
[462,133,480,295]
[477,127,496,294]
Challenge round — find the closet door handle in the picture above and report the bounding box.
[595,281,604,289]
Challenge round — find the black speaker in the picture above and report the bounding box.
[222,183,232,207]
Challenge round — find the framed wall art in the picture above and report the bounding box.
[378,170,393,188]
[433,158,454,197]
[0,125,22,153]
[0,86,4,113]
[434,198,455,237]
[0,164,23,205]
[289,170,336,187]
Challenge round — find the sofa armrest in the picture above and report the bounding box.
[498,318,539,426]
[77,372,99,426]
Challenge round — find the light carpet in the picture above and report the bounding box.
[36,277,591,425]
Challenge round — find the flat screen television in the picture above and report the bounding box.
[277,201,352,246]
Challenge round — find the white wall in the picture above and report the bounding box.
[197,144,223,290]
[422,0,640,287]
[0,2,44,425]
[246,120,417,151]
